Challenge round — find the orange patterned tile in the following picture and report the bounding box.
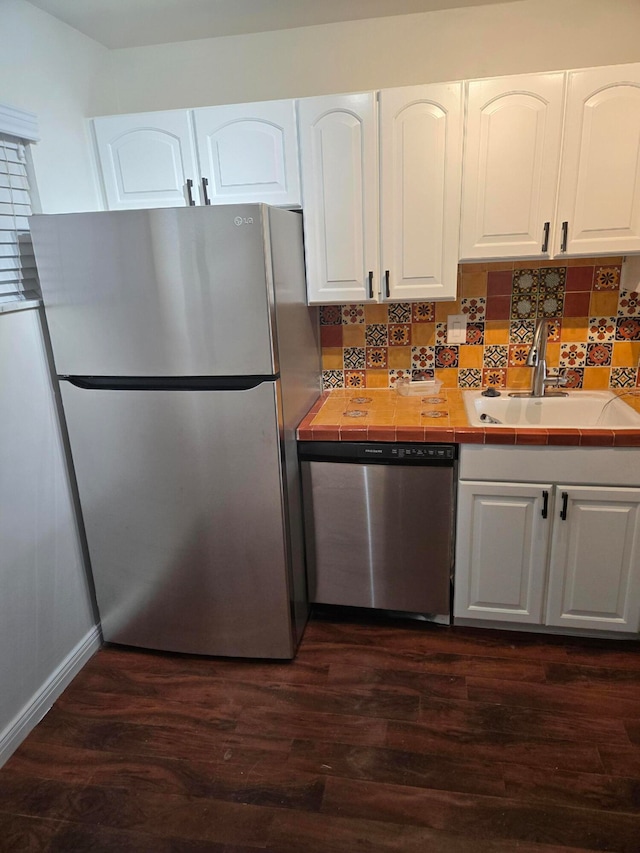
[410,323,436,346]
[484,321,510,344]
[435,299,461,322]
[460,271,488,298]
[387,346,411,369]
[322,348,343,370]
[436,369,458,389]
[485,261,515,272]
[561,318,589,342]
[363,369,388,388]
[507,367,532,389]
[590,291,619,317]
[459,345,484,368]
[364,303,388,324]
[342,324,366,347]
[583,367,611,389]
[612,342,640,367]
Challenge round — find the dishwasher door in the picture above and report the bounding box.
[300,443,455,617]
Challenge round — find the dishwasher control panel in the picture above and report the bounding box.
[298,442,457,465]
[366,445,455,461]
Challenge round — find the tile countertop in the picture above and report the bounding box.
[297,389,640,447]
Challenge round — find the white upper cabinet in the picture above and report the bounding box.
[298,93,379,305]
[460,74,565,260]
[93,102,301,210]
[93,110,199,209]
[380,83,463,301]
[193,101,300,207]
[555,64,640,256]
[298,84,463,305]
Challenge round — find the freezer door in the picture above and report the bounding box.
[60,380,296,658]
[30,205,277,376]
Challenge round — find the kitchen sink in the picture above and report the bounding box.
[463,390,640,429]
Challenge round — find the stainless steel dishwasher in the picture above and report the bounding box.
[299,442,456,623]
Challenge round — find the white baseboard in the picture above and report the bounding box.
[0,625,102,768]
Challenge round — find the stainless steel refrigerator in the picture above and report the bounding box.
[30,204,320,659]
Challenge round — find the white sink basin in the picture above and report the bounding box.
[463,390,640,429]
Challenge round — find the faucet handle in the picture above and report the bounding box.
[546,369,569,387]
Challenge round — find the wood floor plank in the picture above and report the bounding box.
[287,738,507,797]
[386,719,604,773]
[303,619,573,662]
[265,808,595,853]
[300,643,547,682]
[467,676,640,720]
[0,812,64,852]
[235,707,388,747]
[326,661,468,700]
[320,775,640,852]
[1,615,639,851]
[416,694,629,745]
[502,764,640,814]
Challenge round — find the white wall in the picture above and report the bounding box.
[100,0,640,114]
[0,0,108,763]
[0,0,111,212]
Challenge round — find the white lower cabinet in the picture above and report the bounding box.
[455,480,640,634]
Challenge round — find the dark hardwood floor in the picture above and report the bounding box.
[2,610,640,852]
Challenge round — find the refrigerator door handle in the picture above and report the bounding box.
[62,375,280,391]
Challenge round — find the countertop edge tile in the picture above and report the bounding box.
[296,390,640,446]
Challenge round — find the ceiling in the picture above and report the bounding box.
[26,0,518,49]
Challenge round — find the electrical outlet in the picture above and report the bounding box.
[447,314,467,344]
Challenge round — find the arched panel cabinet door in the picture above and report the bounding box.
[379,83,463,302]
[193,101,300,207]
[459,74,565,260]
[555,64,640,256]
[298,93,378,305]
[93,111,198,209]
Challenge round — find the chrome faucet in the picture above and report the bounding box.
[510,318,569,398]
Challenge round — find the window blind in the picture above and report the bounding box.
[0,134,38,299]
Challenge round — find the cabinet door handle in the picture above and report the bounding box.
[560,491,569,521]
[541,490,549,519]
[186,179,196,206]
[201,177,211,206]
[541,222,550,253]
[368,270,373,299]
[560,221,568,252]
[385,270,390,299]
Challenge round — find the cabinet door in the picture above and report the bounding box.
[546,486,640,633]
[298,93,378,305]
[380,83,463,301]
[459,74,565,260]
[93,111,198,209]
[555,65,640,256]
[454,481,552,623]
[193,101,300,207]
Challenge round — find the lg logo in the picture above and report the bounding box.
[234,216,254,226]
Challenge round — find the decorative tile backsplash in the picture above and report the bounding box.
[320,259,640,391]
